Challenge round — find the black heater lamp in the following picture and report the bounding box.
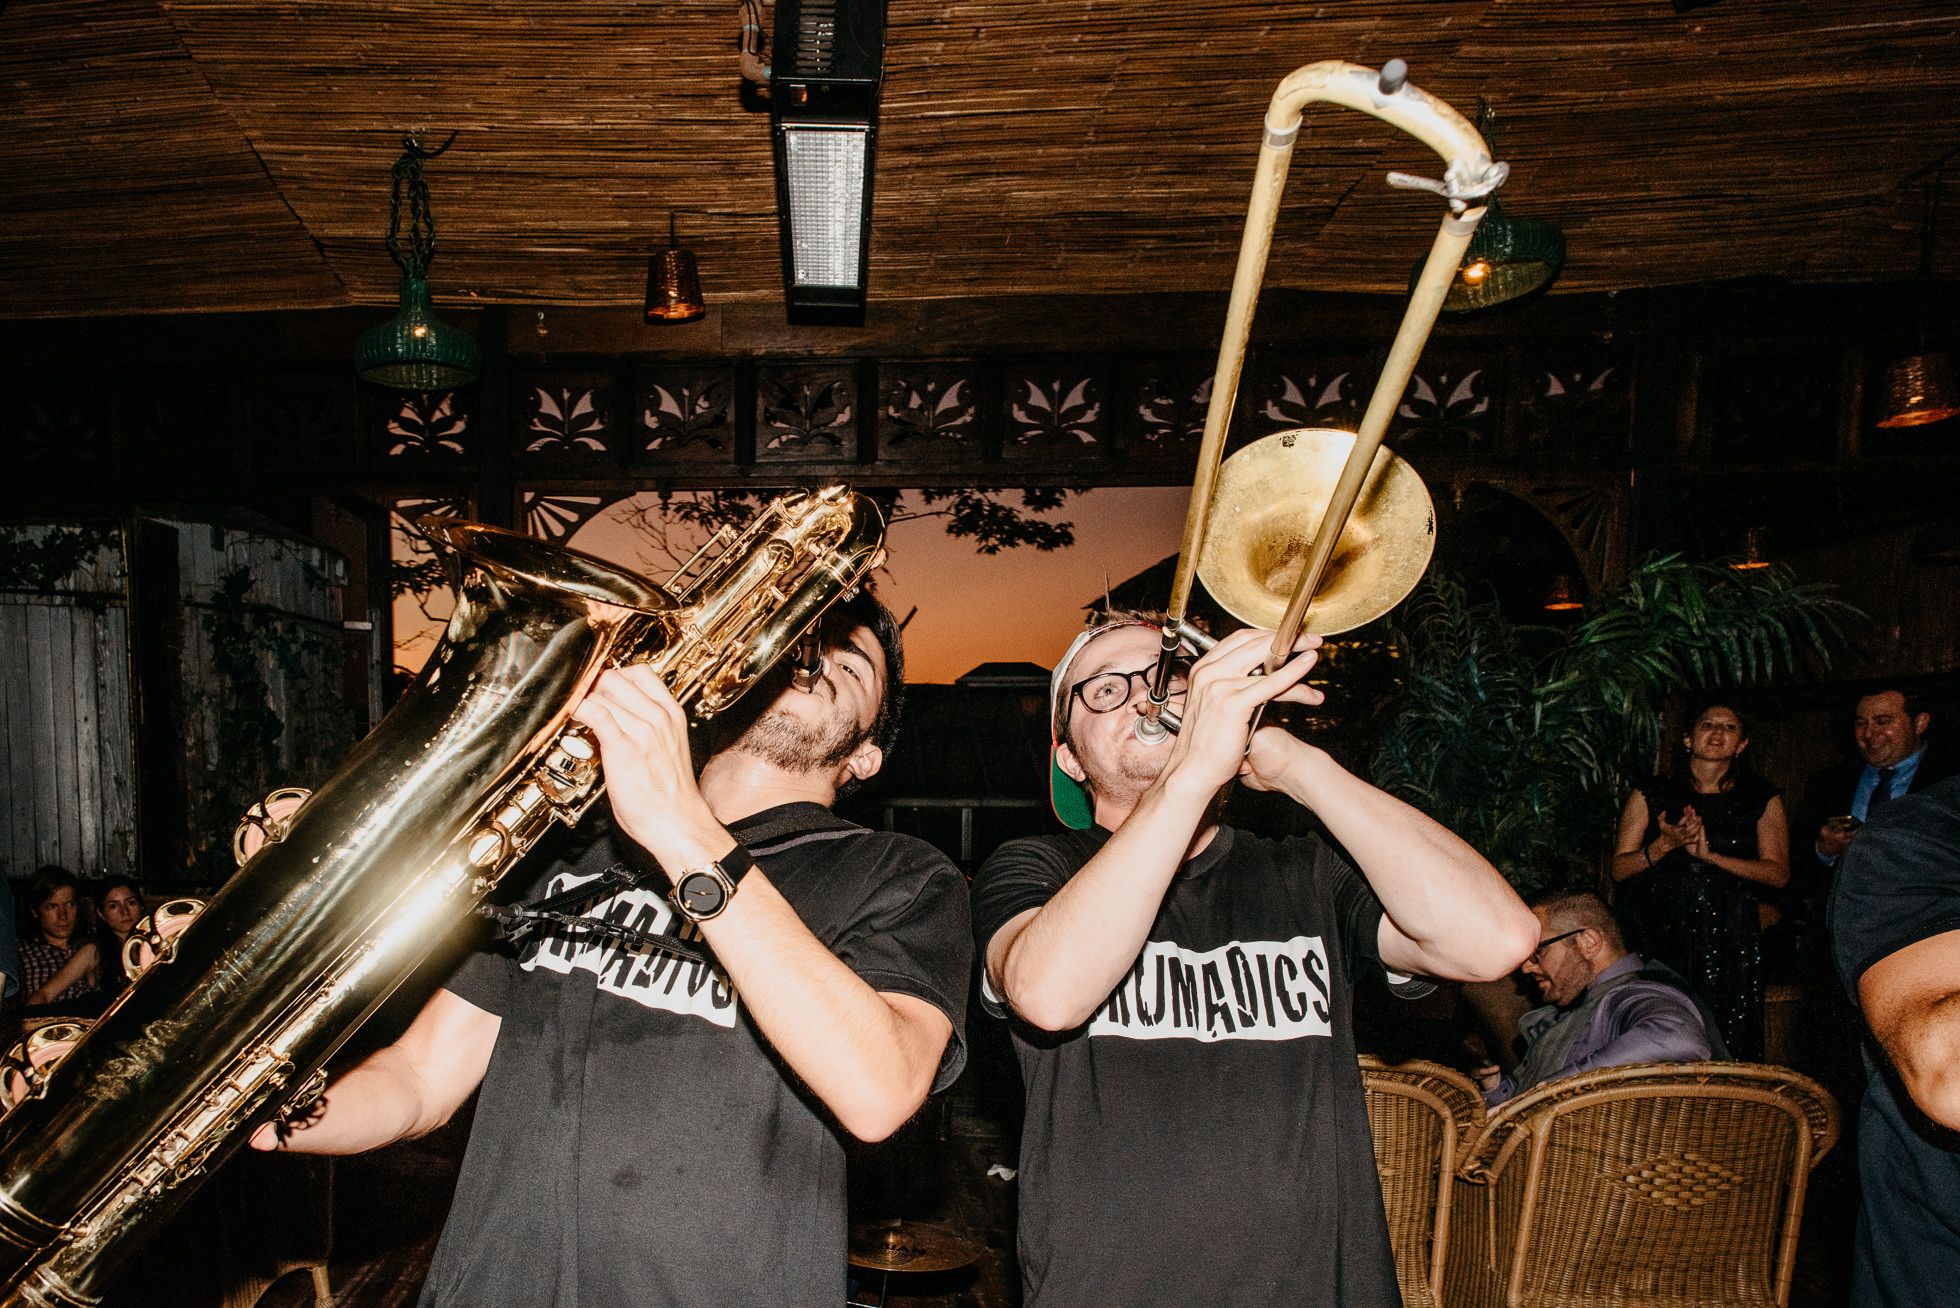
[770,0,888,326]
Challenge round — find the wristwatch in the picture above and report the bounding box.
[672,844,755,923]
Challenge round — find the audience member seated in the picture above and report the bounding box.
[18,867,98,1011]
[29,877,143,1006]
[1476,889,1729,1107]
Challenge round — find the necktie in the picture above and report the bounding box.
[1869,767,1897,815]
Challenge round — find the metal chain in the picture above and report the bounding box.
[382,130,459,279]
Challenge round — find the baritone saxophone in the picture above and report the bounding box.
[0,484,886,1307]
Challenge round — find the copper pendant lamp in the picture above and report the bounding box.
[645,214,707,324]
[1879,164,1960,428]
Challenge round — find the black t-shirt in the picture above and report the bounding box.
[1829,776,1960,1308]
[971,825,1402,1308]
[421,801,973,1308]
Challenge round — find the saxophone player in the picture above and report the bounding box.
[255,591,972,1308]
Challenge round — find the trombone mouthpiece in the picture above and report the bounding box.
[1134,712,1173,744]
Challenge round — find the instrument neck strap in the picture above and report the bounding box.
[476,861,715,966]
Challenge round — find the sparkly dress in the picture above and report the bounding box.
[1618,772,1779,1061]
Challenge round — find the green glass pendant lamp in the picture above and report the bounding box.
[1410,100,1566,313]
[355,132,482,391]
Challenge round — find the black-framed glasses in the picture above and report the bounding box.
[1068,660,1193,719]
[1529,928,1585,964]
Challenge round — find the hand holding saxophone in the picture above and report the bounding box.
[572,665,733,880]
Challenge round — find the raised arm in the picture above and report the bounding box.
[1242,731,1536,982]
[574,666,954,1143]
[1860,928,1960,1131]
[986,628,1322,1033]
[251,986,501,1154]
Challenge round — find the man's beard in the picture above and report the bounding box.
[726,701,868,774]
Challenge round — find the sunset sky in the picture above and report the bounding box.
[395,487,1193,685]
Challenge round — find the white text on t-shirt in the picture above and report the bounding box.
[1089,935,1332,1042]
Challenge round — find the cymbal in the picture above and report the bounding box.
[1198,426,1436,636]
[847,1220,981,1273]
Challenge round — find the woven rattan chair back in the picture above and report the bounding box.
[1443,1061,1839,1308]
[1359,1056,1486,1308]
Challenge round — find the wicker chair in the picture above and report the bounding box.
[1442,1061,1840,1308]
[1359,1056,1487,1308]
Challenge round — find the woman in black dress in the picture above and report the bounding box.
[1611,703,1790,1060]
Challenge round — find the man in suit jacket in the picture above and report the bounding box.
[1800,687,1953,887]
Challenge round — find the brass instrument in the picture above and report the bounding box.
[1140,58,1505,734]
[0,485,886,1307]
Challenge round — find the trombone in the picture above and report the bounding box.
[1138,58,1507,738]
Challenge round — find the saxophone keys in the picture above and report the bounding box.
[122,898,206,981]
[232,787,313,867]
[466,822,514,869]
[0,1021,91,1114]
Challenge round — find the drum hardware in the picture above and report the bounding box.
[846,1219,983,1307]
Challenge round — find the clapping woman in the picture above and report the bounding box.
[1611,703,1789,1060]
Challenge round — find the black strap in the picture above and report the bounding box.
[476,859,714,966]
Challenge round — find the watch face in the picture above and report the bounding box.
[678,871,727,918]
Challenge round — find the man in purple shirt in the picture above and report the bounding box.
[1478,889,1728,1106]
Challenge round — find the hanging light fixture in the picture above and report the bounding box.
[1879,163,1960,428]
[354,133,482,390]
[645,214,707,323]
[1411,101,1566,312]
[1542,574,1583,611]
[1730,525,1773,570]
[769,0,888,326]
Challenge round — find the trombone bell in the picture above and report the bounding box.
[1197,428,1435,636]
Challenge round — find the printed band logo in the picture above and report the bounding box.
[1089,935,1332,1042]
[519,870,738,1027]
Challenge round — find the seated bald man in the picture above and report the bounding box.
[1479,888,1727,1107]
[971,617,1537,1308]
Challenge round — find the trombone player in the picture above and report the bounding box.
[973,616,1534,1306]
[252,592,973,1307]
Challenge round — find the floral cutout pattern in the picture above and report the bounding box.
[527,387,608,454]
[1394,367,1494,450]
[885,376,976,447]
[1259,369,1364,436]
[11,397,106,469]
[761,375,852,450]
[1007,375,1100,446]
[1521,363,1630,454]
[642,377,731,452]
[386,393,469,458]
[1135,370,1213,446]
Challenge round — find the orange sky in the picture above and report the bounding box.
[395,487,1192,684]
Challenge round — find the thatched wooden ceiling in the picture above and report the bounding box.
[4,0,1959,321]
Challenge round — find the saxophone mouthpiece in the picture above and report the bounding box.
[790,632,825,690]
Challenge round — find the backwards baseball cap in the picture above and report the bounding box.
[1048,618,1157,830]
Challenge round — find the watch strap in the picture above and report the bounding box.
[718,842,755,887]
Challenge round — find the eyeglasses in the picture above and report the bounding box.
[1067,660,1193,720]
[1529,928,1585,964]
